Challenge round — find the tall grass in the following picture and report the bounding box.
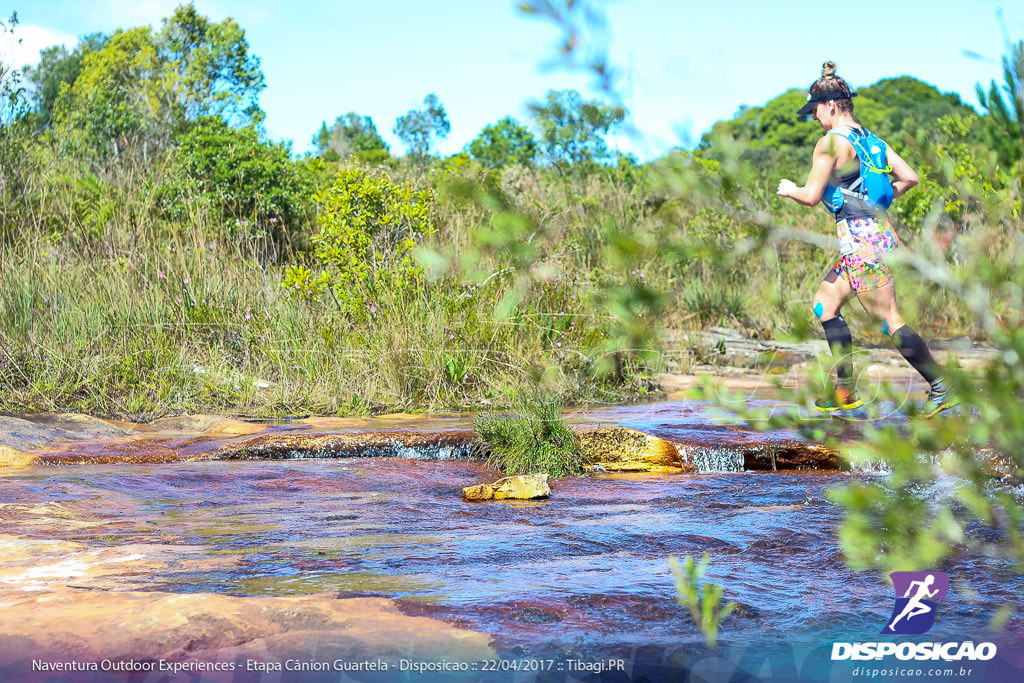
[0,134,1005,418]
[474,398,585,477]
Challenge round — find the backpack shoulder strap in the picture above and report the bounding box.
[825,127,865,194]
[825,126,856,143]
[845,127,892,174]
[825,127,871,167]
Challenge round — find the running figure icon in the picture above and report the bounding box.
[883,571,948,635]
[887,575,938,631]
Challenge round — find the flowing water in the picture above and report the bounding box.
[1,401,1022,675]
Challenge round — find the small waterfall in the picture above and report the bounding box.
[390,442,484,461]
[846,458,893,475]
[845,449,968,477]
[214,431,487,462]
[680,446,745,473]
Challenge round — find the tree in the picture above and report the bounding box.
[158,3,264,125]
[530,88,624,170]
[467,116,537,168]
[858,77,977,150]
[0,12,28,125]
[313,112,388,162]
[700,89,818,177]
[393,92,450,162]
[700,77,979,179]
[0,12,31,208]
[53,3,265,160]
[23,33,107,130]
[976,40,1024,166]
[54,27,167,158]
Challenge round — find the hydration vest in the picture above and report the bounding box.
[821,126,894,213]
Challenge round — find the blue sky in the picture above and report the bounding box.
[3,1,1021,160]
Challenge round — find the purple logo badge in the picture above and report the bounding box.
[882,571,949,635]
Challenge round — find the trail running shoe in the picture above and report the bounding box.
[921,388,960,418]
[815,387,863,413]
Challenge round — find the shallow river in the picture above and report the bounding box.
[1,401,1021,678]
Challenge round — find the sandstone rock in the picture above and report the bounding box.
[738,441,839,470]
[0,542,168,591]
[26,413,133,437]
[645,464,689,474]
[463,474,550,501]
[0,590,495,668]
[981,449,1022,481]
[297,417,372,430]
[0,445,39,467]
[462,483,494,501]
[574,426,693,473]
[492,473,550,500]
[0,416,76,451]
[148,415,264,436]
[0,535,87,563]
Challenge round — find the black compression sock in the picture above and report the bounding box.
[892,325,946,390]
[821,316,854,385]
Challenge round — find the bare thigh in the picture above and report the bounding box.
[855,282,904,332]
[813,271,853,320]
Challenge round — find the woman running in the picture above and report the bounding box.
[776,61,956,416]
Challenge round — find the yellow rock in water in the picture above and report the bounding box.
[573,426,692,473]
[492,474,550,500]
[462,484,494,501]
[464,474,551,501]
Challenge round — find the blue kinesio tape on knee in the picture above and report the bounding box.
[813,302,824,319]
[880,320,889,335]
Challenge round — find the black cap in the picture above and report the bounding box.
[797,90,858,116]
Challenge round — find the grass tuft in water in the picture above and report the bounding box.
[474,398,585,477]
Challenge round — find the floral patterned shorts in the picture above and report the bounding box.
[830,217,898,292]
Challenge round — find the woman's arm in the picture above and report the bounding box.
[887,145,919,198]
[777,135,839,206]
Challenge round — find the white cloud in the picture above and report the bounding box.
[0,0,248,72]
[0,24,77,69]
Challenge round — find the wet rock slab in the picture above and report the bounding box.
[0,589,495,670]
[214,429,484,461]
[0,410,838,473]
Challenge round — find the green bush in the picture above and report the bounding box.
[159,116,314,242]
[284,167,435,315]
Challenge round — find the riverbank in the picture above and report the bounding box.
[0,325,999,470]
[0,400,836,472]
[0,321,999,427]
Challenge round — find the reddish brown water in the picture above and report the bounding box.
[2,401,1022,677]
